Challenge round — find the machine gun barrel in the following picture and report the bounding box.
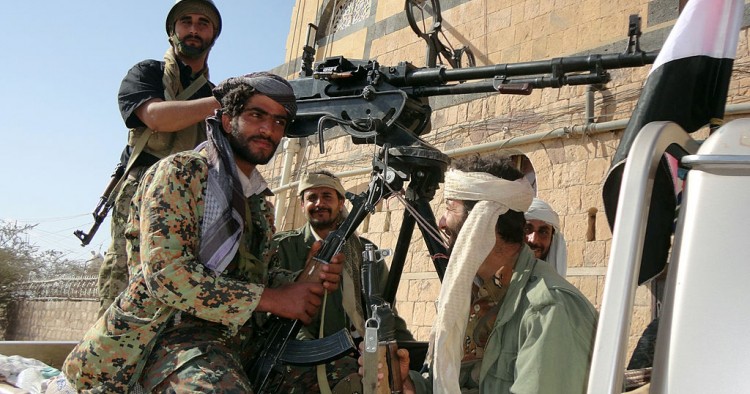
[402,51,658,86]
[287,50,658,142]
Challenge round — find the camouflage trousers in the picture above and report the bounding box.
[96,168,145,317]
[150,345,255,393]
[142,313,262,393]
[148,350,361,393]
[139,310,362,393]
[278,356,361,393]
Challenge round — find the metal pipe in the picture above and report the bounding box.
[586,85,596,125]
[274,138,301,222]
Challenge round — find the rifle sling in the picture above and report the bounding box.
[105,74,209,206]
[278,328,356,366]
[316,293,333,394]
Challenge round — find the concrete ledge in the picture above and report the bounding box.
[0,341,78,369]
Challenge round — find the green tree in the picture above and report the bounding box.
[0,220,87,337]
[0,221,38,336]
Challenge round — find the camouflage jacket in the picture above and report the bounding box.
[270,223,414,341]
[63,151,295,393]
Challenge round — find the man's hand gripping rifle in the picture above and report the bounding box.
[246,162,409,393]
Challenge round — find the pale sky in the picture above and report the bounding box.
[0,1,296,262]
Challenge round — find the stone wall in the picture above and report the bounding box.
[268,0,750,357]
[4,277,99,341]
[5,299,98,341]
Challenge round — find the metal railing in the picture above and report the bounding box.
[12,276,98,301]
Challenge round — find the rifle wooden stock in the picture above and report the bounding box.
[381,340,403,393]
[363,244,404,393]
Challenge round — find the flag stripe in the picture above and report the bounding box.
[630,55,734,138]
[602,0,743,284]
[651,0,743,71]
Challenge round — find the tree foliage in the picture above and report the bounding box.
[0,221,38,288]
[0,220,89,281]
[0,220,89,337]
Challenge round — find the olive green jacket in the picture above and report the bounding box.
[412,245,597,393]
[271,223,414,341]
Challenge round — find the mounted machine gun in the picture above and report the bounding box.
[248,12,657,392]
[288,13,656,149]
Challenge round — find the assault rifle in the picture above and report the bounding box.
[74,163,125,246]
[247,173,394,393]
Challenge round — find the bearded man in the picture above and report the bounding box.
[64,73,343,392]
[97,0,224,316]
[271,170,413,392]
[368,154,597,394]
[525,198,568,276]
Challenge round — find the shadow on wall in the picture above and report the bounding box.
[511,154,537,196]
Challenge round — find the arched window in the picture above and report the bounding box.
[320,0,372,36]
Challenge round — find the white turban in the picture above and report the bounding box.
[525,198,567,276]
[428,169,533,394]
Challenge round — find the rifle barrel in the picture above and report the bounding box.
[404,51,658,86]
[405,71,613,97]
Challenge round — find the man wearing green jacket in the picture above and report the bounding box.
[382,154,597,394]
[272,170,413,392]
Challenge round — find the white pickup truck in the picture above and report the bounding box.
[587,119,750,393]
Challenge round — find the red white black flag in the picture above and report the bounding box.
[602,0,743,283]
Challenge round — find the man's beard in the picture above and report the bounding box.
[171,33,211,59]
[529,243,549,260]
[308,207,340,230]
[443,216,467,255]
[228,120,279,165]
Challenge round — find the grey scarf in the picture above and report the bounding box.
[196,115,246,273]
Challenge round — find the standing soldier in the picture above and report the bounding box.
[97,0,222,316]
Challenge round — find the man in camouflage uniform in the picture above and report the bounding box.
[97,0,223,317]
[272,170,414,392]
[63,73,343,393]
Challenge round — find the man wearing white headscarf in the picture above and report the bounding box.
[378,155,597,394]
[525,198,568,276]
